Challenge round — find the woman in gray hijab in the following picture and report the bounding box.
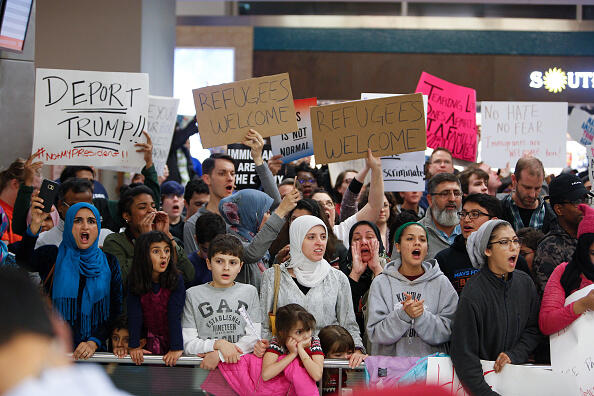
[450,220,543,396]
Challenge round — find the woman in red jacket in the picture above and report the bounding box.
[539,204,594,335]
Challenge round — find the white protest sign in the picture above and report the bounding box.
[568,108,594,146]
[100,96,179,175]
[381,151,425,192]
[427,356,577,396]
[361,94,426,192]
[550,284,594,394]
[586,146,594,184]
[146,96,179,176]
[328,159,368,188]
[270,97,317,164]
[481,102,568,168]
[33,68,149,168]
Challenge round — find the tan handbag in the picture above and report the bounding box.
[268,264,281,336]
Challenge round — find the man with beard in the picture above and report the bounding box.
[501,157,556,234]
[434,193,532,295]
[418,173,462,260]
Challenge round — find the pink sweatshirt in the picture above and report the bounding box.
[539,262,594,335]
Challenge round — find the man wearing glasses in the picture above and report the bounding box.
[533,173,593,295]
[435,193,531,294]
[416,173,463,260]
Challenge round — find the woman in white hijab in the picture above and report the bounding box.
[260,215,366,367]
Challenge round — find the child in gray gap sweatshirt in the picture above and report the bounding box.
[182,235,265,370]
[367,222,459,357]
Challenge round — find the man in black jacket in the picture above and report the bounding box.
[435,193,531,294]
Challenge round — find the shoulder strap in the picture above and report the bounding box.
[43,264,55,293]
[272,264,281,315]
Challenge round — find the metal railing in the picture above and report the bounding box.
[82,353,366,395]
[80,353,552,395]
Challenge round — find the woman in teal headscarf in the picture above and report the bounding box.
[219,188,300,290]
[22,197,122,360]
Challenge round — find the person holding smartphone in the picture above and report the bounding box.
[17,197,122,358]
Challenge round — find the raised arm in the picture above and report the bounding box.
[355,149,384,223]
[339,165,368,222]
[137,131,161,209]
[241,188,299,264]
[13,153,42,236]
[244,129,282,210]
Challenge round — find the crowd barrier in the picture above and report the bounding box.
[79,353,552,396]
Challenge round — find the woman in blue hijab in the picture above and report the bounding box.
[21,197,122,360]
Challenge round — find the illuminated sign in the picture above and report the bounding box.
[530,67,594,93]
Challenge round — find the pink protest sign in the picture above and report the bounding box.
[415,72,477,162]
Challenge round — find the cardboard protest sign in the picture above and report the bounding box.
[551,284,594,395]
[381,151,426,192]
[361,93,428,121]
[415,72,477,162]
[270,97,317,163]
[33,68,149,167]
[311,94,426,164]
[146,96,179,176]
[360,94,426,192]
[481,102,568,168]
[193,73,298,148]
[227,143,283,190]
[427,356,576,396]
[586,146,594,184]
[568,107,594,146]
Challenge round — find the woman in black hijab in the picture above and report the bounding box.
[340,220,387,338]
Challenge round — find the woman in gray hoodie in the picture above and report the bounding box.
[366,222,459,357]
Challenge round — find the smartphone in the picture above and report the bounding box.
[38,179,60,213]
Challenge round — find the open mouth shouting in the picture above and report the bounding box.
[80,232,90,245]
[463,224,475,234]
[411,249,422,260]
[507,254,518,269]
[360,245,371,260]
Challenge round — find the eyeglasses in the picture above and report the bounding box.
[488,238,521,249]
[318,200,334,209]
[430,190,462,198]
[297,178,316,185]
[457,210,491,220]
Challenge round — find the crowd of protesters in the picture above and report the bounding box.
[2,125,594,396]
